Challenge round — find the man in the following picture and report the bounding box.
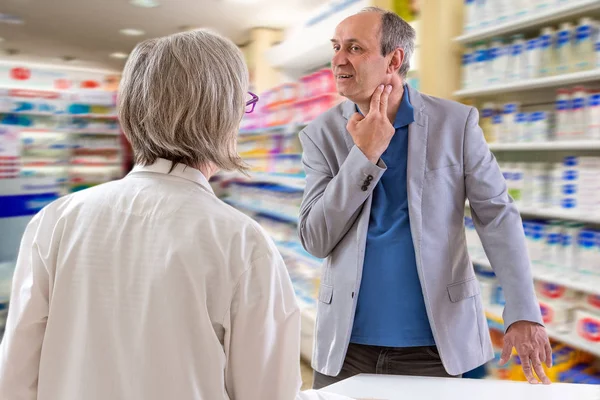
[298,7,552,389]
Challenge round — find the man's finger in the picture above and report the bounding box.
[498,337,513,366]
[544,341,553,368]
[520,354,538,385]
[379,85,392,115]
[347,112,364,130]
[368,85,385,116]
[532,353,551,385]
[538,345,546,364]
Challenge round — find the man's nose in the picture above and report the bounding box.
[332,50,348,68]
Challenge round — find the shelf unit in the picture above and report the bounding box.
[455,0,600,44]
[455,0,600,368]
[472,257,600,296]
[466,200,600,224]
[454,69,600,98]
[223,197,299,224]
[251,172,306,190]
[488,141,600,151]
[239,125,296,136]
[1,87,126,192]
[242,152,303,160]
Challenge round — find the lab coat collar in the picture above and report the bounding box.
[129,158,215,195]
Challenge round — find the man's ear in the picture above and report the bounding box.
[387,48,404,75]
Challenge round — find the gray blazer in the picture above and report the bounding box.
[298,85,543,377]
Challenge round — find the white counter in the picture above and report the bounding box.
[321,374,600,400]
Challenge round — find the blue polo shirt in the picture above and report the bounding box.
[350,87,435,348]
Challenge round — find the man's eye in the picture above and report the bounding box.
[351,46,360,52]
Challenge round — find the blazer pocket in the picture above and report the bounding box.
[447,277,480,303]
[425,164,462,177]
[319,284,333,304]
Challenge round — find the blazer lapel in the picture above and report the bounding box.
[341,100,357,152]
[406,85,428,262]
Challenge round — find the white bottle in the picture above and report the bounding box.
[481,102,496,142]
[462,48,473,89]
[515,112,528,142]
[571,86,588,139]
[528,112,538,143]
[489,38,507,84]
[525,37,540,79]
[512,0,528,20]
[596,24,600,68]
[536,111,551,142]
[509,34,526,82]
[495,0,510,25]
[555,88,572,140]
[573,18,595,71]
[588,91,600,140]
[473,43,488,87]
[512,163,526,207]
[476,0,490,29]
[493,114,504,143]
[555,22,573,75]
[538,27,555,77]
[532,0,550,11]
[503,103,520,142]
[464,0,477,32]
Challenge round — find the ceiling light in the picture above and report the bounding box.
[120,28,145,36]
[110,52,129,59]
[0,13,24,24]
[130,0,160,8]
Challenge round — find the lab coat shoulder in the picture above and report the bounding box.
[212,195,281,264]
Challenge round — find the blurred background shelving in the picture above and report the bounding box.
[0,0,599,387]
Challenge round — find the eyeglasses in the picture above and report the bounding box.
[246,92,259,114]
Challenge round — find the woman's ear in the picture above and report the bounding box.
[387,48,404,75]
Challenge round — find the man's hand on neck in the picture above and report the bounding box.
[357,79,404,124]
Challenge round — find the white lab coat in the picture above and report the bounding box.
[0,159,350,400]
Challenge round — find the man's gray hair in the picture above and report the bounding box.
[118,29,248,172]
[360,7,416,78]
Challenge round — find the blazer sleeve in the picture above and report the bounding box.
[298,129,386,259]
[463,107,543,331]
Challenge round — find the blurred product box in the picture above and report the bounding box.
[575,309,600,344]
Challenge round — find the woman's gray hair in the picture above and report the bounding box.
[118,29,248,172]
[360,7,415,78]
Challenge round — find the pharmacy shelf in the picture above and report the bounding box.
[67,129,120,135]
[239,123,306,137]
[455,0,600,44]
[517,207,600,224]
[466,200,600,224]
[485,306,600,358]
[0,110,57,117]
[277,242,322,268]
[239,125,289,136]
[251,172,306,190]
[242,152,302,159]
[215,171,305,191]
[488,141,600,151]
[472,257,600,296]
[454,69,600,98]
[222,198,298,224]
[70,114,118,120]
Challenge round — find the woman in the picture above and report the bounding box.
[0,30,351,400]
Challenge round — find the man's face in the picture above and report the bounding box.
[331,12,390,104]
